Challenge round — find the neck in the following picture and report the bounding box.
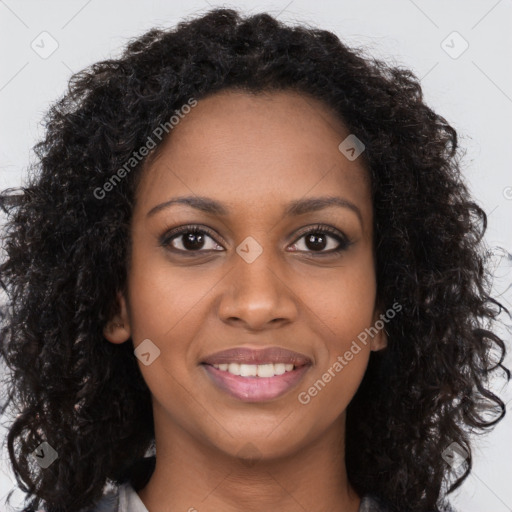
[137,405,361,512]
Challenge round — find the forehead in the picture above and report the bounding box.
[134,90,371,225]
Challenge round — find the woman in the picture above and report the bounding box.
[0,8,509,512]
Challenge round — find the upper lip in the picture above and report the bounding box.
[201,347,312,366]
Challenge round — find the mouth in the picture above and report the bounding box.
[200,348,312,402]
[201,363,311,402]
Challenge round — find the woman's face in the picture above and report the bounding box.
[105,89,386,461]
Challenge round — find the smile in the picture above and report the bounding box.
[202,363,311,402]
[211,362,295,377]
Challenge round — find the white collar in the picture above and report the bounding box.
[118,482,149,512]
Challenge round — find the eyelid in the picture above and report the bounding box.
[292,223,348,242]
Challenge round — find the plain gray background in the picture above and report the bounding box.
[1,1,511,511]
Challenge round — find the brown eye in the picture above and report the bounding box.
[160,225,223,253]
[290,225,352,255]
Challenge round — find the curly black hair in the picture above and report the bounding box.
[0,7,510,512]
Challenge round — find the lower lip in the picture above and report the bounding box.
[201,364,311,402]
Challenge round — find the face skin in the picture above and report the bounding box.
[104,89,387,512]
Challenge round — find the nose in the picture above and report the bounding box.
[217,246,299,331]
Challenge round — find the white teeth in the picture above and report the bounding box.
[228,363,241,375]
[240,364,258,377]
[273,363,286,375]
[212,362,296,377]
[257,364,274,378]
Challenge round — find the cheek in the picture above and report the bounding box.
[299,254,377,343]
[294,256,375,402]
[125,250,214,401]
[297,291,373,416]
[126,243,215,342]
[299,352,369,431]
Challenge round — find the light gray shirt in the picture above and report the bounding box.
[88,483,148,512]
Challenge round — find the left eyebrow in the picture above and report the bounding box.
[283,196,363,227]
[146,195,363,227]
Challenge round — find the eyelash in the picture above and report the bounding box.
[159,223,353,257]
